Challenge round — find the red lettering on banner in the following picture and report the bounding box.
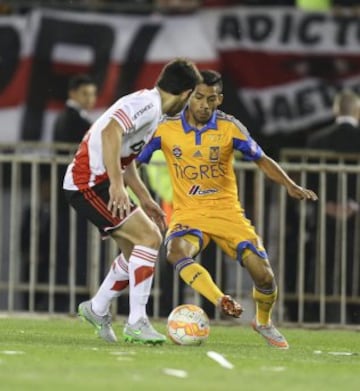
[0,58,31,106]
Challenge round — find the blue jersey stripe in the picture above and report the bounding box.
[233,137,263,161]
[136,136,161,164]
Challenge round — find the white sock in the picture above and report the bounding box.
[128,245,158,325]
[91,253,129,316]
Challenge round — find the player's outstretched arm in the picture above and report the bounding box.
[255,154,318,201]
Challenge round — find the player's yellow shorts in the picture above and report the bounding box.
[165,207,267,265]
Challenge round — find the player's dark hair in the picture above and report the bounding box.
[156,58,202,95]
[68,74,95,91]
[200,70,223,93]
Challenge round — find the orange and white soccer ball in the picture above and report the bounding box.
[167,304,210,346]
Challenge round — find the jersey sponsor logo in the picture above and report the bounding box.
[173,162,226,180]
[206,134,223,142]
[188,185,219,195]
[189,271,202,285]
[192,150,202,158]
[132,103,154,121]
[172,145,182,158]
[209,146,220,162]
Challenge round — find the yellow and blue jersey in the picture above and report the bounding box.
[137,108,263,212]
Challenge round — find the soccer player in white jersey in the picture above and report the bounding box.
[63,58,202,344]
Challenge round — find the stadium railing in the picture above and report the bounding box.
[0,143,359,329]
[279,148,360,328]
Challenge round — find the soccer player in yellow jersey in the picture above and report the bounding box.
[137,70,318,349]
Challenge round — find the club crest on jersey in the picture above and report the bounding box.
[209,146,220,162]
[172,145,182,158]
[188,185,219,196]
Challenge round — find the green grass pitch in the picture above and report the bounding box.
[0,317,359,391]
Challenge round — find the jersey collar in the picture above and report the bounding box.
[152,87,163,116]
[180,108,218,133]
[336,116,358,127]
[66,99,90,120]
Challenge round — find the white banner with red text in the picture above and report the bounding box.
[1,7,359,143]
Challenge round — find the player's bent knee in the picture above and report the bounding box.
[165,242,177,263]
[141,224,162,249]
[166,244,191,266]
[166,250,179,265]
[115,221,162,249]
[255,272,275,290]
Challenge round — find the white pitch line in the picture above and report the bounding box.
[313,350,357,356]
[207,351,234,369]
[261,366,286,372]
[116,357,134,362]
[1,351,25,355]
[110,351,136,356]
[163,368,188,378]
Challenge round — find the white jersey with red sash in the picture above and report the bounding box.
[63,88,162,191]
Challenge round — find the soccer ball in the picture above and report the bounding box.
[167,304,210,346]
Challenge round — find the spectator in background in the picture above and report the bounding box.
[53,74,97,311]
[54,74,97,208]
[54,74,97,144]
[54,74,97,209]
[307,89,360,323]
[307,89,360,153]
[20,75,98,312]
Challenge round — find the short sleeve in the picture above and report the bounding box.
[110,104,135,134]
[231,122,263,161]
[137,136,161,164]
